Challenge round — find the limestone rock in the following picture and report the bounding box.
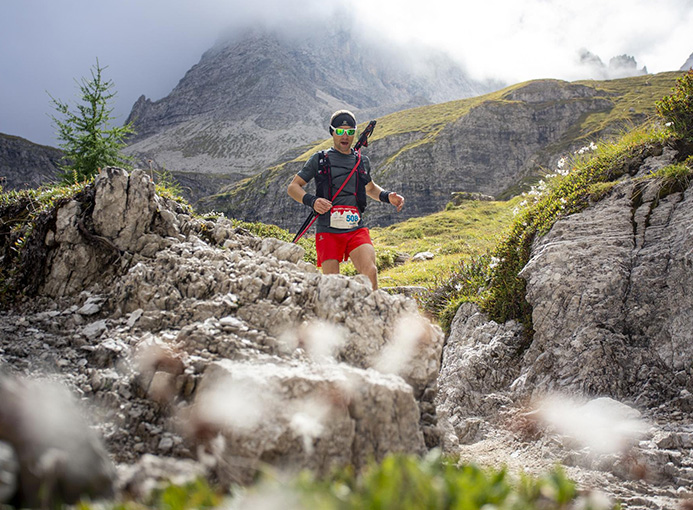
[518,172,693,401]
[185,360,424,484]
[436,303,525,446]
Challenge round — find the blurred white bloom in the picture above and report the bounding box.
[535,394,647,454]
[489,256,501,270]
[194,377,269,432]
[300,321,347,363]
[374,314,428,376]
[289,399,330,454]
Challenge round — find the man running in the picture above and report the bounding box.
[287,110,404,290]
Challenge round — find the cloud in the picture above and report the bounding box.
[1,0,692,145]
[352,0,693,82]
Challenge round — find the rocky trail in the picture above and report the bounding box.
[1,159,693,508]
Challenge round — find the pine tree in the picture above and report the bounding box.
[49,59,135,184]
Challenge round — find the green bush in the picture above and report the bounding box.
[419,255,491,333]
[646,157,693,197]
[656,69,693,141]
[289,451,604,510]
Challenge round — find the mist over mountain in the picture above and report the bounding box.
[577,49,648,79]
[124,20,500,177]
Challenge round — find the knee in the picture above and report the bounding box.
[362,262,377,278]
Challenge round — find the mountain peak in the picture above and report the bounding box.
[124,25,498,175]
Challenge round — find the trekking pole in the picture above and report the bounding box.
[292,120,377,243]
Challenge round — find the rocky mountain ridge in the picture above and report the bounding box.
[0,133,61,190]
[682,52,693,71]
[124,24,496,180]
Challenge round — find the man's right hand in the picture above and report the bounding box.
[313,197,332,215]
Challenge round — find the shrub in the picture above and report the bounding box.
[656,69,693,141]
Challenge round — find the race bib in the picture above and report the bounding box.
[329,206,360,229]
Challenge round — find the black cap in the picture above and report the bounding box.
[329,110,356,134]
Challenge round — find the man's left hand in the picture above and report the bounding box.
[389,193,404,212]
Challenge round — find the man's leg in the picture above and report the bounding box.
[349,243,378,290]
[322,259,340,275]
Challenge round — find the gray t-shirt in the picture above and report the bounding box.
[298,148,372,234]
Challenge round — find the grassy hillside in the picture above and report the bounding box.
[294,72,679,165]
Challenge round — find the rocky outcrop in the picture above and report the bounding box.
[436,147,693,507]
[0,133,61,190]
[517,146,693,402]
[0,167,443,504]
[578,50,648,80]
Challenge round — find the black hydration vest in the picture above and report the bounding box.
[314,150,368,213]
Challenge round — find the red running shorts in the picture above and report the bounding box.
[315,228,372,267]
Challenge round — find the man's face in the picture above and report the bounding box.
[331,126,356,154]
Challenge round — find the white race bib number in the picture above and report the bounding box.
[330,206,360,229]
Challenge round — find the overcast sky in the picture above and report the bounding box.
[1,0,692,147]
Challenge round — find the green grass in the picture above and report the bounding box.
[574,72,682,138]
[366,198,521,288]
[291,452,590,510]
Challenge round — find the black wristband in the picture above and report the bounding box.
[379,190,392,203]
[302,193,317,208]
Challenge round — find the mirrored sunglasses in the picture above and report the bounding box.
[333,127,356,136]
